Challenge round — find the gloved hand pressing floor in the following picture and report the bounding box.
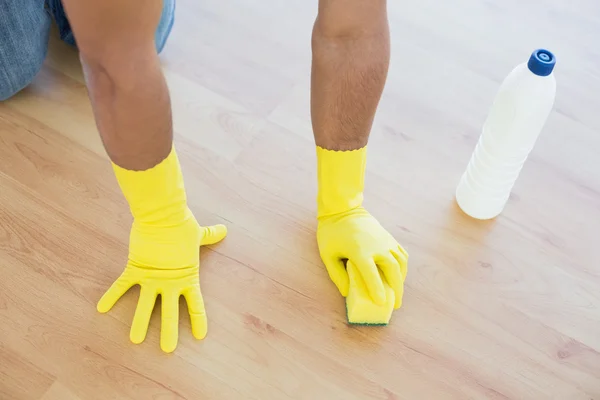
[315,146,408,322]
[97,146,226,353]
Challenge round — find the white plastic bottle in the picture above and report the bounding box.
[455,48,557,220]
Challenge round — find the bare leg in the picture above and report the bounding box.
[311,0,390,151]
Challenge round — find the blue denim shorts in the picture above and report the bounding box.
[0,0,175,101]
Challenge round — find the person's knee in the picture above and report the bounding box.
[155,0,176,53]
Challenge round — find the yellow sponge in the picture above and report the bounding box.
[346,261,395,325]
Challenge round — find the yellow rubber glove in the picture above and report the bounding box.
[97,146,226,353]
[316,146,408,308]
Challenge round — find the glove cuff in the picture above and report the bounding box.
[316,146,366,219]
[112,145,190,224]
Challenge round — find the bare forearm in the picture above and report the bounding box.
[311,0,390,151]
[81,53,172,170]
[62,0,170,170]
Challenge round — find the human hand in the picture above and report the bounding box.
[97,212,226,353]
[317,207,408,308]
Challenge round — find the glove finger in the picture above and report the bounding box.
[353,256,386,306]
[160,292,180,353]
[392,246,409,281]
[200,224,228,246]
[393,276,405,309]
[396,243,409,259]
[130,286,157,344]
[322,256,349,297]
[376,253,403,308]
[183,286,208,340]
[97,273,134,313]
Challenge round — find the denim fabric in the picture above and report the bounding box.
[0,0,176,101]
[155,0,176,54]
[0,0,51,100]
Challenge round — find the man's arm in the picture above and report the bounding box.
[61,0,171,170]
[311,0,408,316]
[311,0,390,151]
[62,0,227,352]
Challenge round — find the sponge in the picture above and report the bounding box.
[346,260,395,325]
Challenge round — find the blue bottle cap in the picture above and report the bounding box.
[527,49,556,76]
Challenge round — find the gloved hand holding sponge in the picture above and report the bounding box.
[315,146,408,325]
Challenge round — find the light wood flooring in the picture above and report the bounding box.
[1,0,599,399]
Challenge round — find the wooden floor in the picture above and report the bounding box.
[1,0,599,399]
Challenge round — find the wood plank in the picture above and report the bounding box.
[40,382,82,400]
[0,346,54,400]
